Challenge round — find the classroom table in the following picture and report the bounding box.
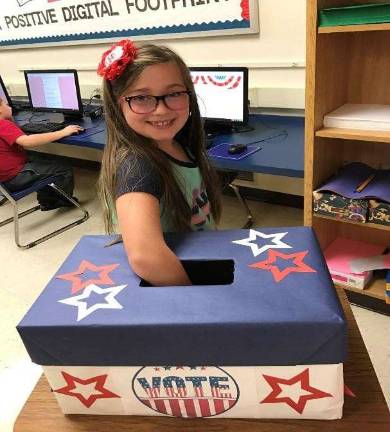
[14,112,304,178]
[13,287,390,432]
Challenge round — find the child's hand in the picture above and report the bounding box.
[62,125,84,136]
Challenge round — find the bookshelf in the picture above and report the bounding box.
[305,0,390,314]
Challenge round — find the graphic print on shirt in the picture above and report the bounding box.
[191,182,211,229]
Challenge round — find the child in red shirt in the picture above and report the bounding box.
[0,97,83,210]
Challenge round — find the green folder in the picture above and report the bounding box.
[319,3,390,27]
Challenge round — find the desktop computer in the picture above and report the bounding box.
[21,69,86,134]
[25,69,83,119]
[189,66,249,137]
[0,75,12,107]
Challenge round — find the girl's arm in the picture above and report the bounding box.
[116,192,192,286]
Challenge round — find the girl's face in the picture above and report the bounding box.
[120,62,190,148]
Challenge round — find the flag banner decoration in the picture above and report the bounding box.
[0,0,259,49]
[18,227,347,419]
[44,364,344,419]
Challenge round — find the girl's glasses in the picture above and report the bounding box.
[124,91,191,114]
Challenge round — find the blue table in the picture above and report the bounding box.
[14,112,304,178]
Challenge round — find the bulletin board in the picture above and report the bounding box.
[0,0,259,49]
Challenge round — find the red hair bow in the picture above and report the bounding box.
[97,39,138,81]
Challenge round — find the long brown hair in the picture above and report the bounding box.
[99,43,221,233]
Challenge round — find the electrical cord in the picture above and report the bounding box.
[83,89,101,112]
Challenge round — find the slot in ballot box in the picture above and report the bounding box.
[17,227,347,419]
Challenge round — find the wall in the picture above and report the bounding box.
[0,0,306,109]
[0,0,306,195]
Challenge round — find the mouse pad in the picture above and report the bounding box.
[68,126,105,140]
[208,143,262,160]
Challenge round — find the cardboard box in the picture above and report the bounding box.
[18,227,347,419]
[368,200,390,227]
[313,191,367,223]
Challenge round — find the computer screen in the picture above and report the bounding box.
[0,75,12,107]
[190,67,248,132]
[24,69,83,117]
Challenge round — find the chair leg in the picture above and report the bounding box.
[229,183,253,229]
[12,183,90,249]
[0,184,90,249]
[0,204,40,228]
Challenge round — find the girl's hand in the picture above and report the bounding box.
[63,125,84,136]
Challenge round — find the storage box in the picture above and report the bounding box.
[368,199,390,227]
[18,227,347,419]
[313,190,367,223]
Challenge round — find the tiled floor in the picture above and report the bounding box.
[1,168,389,430]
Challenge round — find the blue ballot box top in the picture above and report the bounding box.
[17,227,347,366]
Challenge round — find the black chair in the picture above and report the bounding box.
[0,176,89,249]
[218,170,253,229]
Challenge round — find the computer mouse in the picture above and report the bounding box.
[228,144,248,155]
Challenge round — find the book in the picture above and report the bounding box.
[323,104,390,131]
[324,237,385,289]
[319,3,390,28]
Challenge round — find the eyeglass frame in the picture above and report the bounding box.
[123,90,192,114]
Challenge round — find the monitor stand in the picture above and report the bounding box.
[204,123,235,138]
[204,123,253,138]
[63,113,83,122]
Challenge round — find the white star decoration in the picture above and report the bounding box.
[232,229,292,256]
[58,284,127,321]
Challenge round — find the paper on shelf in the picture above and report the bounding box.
[324,104,390,131]
[316,162,390,203]
[349,254,390,273]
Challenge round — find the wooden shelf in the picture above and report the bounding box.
[318,23,390,34]
[306,1,390,314]
[336,276,387,301]
[313,214,390,232]
[316,127,390,143]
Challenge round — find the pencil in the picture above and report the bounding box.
[355,173,375,193]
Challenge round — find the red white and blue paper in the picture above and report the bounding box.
[43,364,344,419]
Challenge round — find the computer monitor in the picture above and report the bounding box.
[0,75,12,107]
[24,69,83,118]
[190,67,249,135]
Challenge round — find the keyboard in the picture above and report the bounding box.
[12,102,32,111]
[21,122,65,134]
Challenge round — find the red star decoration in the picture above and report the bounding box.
[53,372,120,408]
[260,368,332,414]
[56,260,119,294]
[249,250,316,282]
[344,384,356,397]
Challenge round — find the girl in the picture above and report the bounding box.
[98,40,221,287]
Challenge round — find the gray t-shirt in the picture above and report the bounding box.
[115,151,215,232]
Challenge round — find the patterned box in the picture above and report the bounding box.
[17,227,347,419]
[313,191,367,223]
[368,200,390,227]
